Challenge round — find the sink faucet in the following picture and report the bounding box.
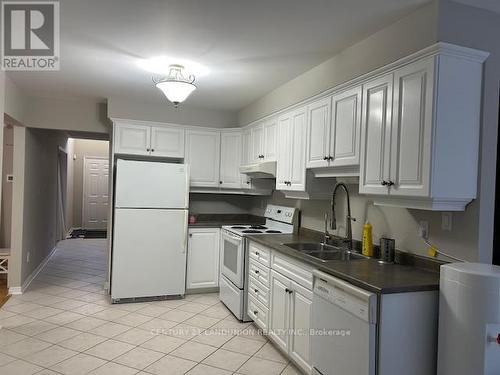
[331,182,356,251]
[323,213,331,245]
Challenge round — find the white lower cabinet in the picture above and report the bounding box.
[186,228,220,290]
[248,240,313,374]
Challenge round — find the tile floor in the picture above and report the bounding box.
[0,239,301,375]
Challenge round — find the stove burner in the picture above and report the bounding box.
[265,230,282,233]
[242,230,263,234]
[231,226,246,229]
[250,225,267,229]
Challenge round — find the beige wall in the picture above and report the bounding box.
[108,96,238,128]
[72,139,109,228]
[238,1,486,262]
[4,75,26,125]
[1,126,13,248]
[24,97,109,134]
[238,2,438,125]
[9,128,71,289]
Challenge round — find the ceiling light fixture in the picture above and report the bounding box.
[153,64,196,107]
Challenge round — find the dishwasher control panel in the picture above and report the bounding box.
[313,271,377,324]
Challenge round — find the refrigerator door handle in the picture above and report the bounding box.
[182,211,188,254]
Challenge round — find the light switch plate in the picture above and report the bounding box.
[418,221,429,239]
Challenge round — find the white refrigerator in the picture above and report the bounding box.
[111,159,189,302]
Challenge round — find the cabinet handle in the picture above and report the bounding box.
[189,233,192,237]
[285,288,293,294]
[328,156,333,161]
[246,181,250,184]
[146,148,151,152]
[219,181,223,184]
[254,270,259,274]
[323,156,329,160]
[151,149,155,152]
[254,310,259,315]
[387,180,395,186]
[255,251,260,256]
[381,180,388,186]
[254,289,259,293]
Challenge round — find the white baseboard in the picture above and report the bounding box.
[9,246,57,295]
[8,286,22,295]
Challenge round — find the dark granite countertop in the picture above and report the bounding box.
[188,214,265,228]
[247,232,440,294]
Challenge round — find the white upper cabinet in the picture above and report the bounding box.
[276,107,307,191]
[276,114,292,191]
[241,127,252,165]
[389,58,434,197]
[306,97,331,169]
[306,86,362,176]
[264,119,278,161]
[114,121,185,158]
[330,86,362,168]
[251,124,265,162]
[359,44,488,210]
[150,125,185,158]
[185,129,221,187]
[114,123,151,156]
[359,74,394,196]
[220,130,243,189]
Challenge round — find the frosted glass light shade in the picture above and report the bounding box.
[156,80,196,105]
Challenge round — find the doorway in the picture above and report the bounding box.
[56,146,68,240]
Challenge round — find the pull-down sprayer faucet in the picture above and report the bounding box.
[331,182,356,251]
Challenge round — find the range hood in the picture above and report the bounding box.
[239,161,276,179]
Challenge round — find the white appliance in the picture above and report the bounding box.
[311,270,378,375]
[219,204,298,321]
[239,160,276,179]
[438,263,500,375]
[111,159,189,302]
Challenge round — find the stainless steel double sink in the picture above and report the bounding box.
[282,242,368,262]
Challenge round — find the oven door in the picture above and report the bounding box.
[221,229,245,288]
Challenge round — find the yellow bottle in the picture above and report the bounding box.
[362,221,373,257]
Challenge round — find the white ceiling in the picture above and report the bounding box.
[8,0,430,111]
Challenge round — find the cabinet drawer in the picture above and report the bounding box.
[248,295,269,331]
[249,258,270,287]
[248,276,270,307]
[271,252,313,290]
[249,242,271,267]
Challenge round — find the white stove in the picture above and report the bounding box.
[219,205,299,321]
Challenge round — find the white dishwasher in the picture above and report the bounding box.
[311,270,378,375]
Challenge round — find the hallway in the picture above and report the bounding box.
[0,239,299,375]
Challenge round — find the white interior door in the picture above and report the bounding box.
[82,157,109,230]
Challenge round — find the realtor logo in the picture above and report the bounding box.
[1,1,60,70]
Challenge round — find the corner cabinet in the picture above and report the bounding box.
[186,228,220,290]
[276,106,307,191]
[185,129,221,187]
[360,45,488,210]
[114,121,184,158]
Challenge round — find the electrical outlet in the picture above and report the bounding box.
[442,212,453,231]
[26,251,30,263]
[418,221,429,239]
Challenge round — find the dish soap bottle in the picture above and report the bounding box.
[362,221,373,257]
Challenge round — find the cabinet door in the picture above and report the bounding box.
[359,74,394,195]
[185,130,221,187]
[186,228,220,289]
[114,123,151,156]
[150,126,185,158]
[251,124,265,162]
[306,97,331,168]
[276,114,292,190]
[264,119,278,161]
[269,270,291,353]
[241,128,252,165]
[390,58,434,197]
[289,281,313,374]
[289,107,307,191]
[220,131,243,188]
[331,86,362,167]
